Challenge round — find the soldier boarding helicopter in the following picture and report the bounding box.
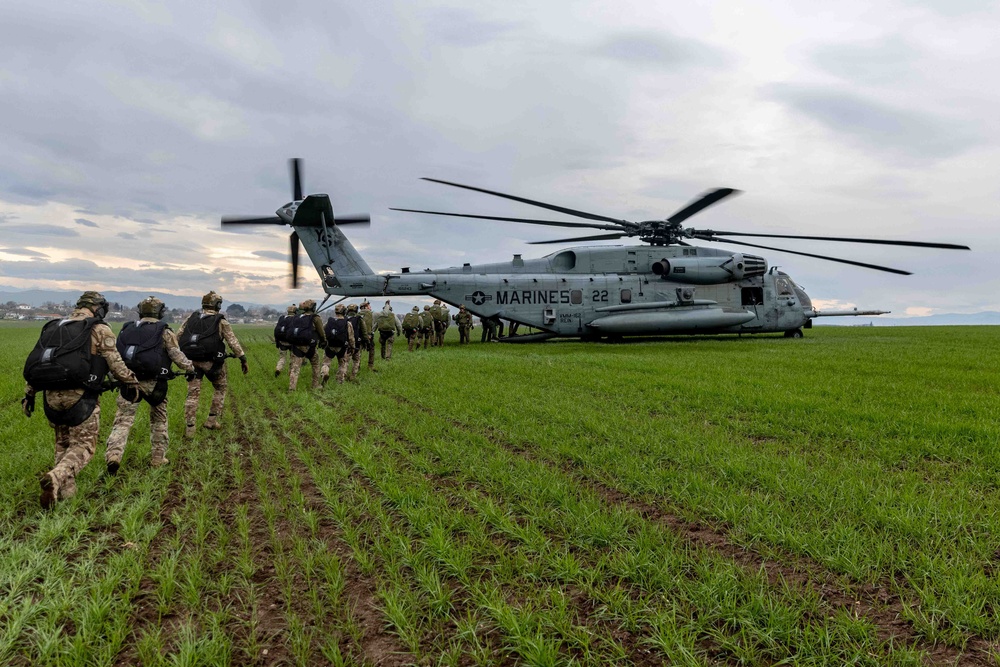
[223,159,969,341]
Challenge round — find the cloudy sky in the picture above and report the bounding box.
[1,0,996,316]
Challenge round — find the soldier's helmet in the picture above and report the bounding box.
[334,304,346,315]
[423,305,431,310]
[202,291,223,310]
[76,291,109,319]
[286,305,297,315]
[412,306,419,312]
[300,299,317,313]
[433,299,441,305]
[138,295,166,319]
[361,300,370,309]
[460,305,466,310]
[347,304,359,314]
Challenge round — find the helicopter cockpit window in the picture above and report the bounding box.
[570,290,583,305]
[776,277,794,295]
[620,289,632,304]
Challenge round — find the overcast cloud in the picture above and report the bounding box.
[0,0,997,316]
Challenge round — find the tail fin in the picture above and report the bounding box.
[291,194,374,280]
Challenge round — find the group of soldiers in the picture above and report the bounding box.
[21,291,248,508]
[21,289,508,508]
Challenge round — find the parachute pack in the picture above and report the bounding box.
[179,312,226,362]
[23,317,108,391]
[325,317,350,348]
[286,313,317,346]
[274,314,291,347]
[116,320,171,380]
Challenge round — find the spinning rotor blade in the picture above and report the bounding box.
[222,215,283,225]
[694,235,912,275]
[333,213,372,225]
[290,231,300,289]
[690,230,969,250]
[528,232,628,245]
[290,158,303,201]
[389,208,625,231]
[422,178,634,226]
[667,188,741,225]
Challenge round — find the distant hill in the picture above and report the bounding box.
[818,312,1000,326]
[0,286,270,312]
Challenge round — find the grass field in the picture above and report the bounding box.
[3,321,1000,666]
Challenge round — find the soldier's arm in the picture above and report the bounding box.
[313,315,327,347]
[346,323,355,350]
[163,328,195,372]
[395,318,402,335]
[219,318,246,358]
[94,323,139,385]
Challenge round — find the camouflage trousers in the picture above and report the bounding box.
[290,347,322,390]
[366,336,376,369]
[419,330,431,349]
[275,347,291,373]
[186,361,227,428]
[321,350,351,384]
[379,331,396,359]
[406,331,416,351]
[45,391,100,500]
[459,326,471,344]
[106,389,169,466]
[349,347,361,380]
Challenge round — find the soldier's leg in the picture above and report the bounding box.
[184,373,203,437]
[349,348,361,380]
[386,335,394,359]
[336,353,349,384]
[43,405,100,506]
[321,353,332,386]
[289,353,304,390]
[276,348,288,376]
[310,349,323,389]
[150,398,170,466]
[105,393,138,472]
[205,365,228,429]
[367,337,375,369]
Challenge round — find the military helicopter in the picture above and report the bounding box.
[222,159,969,341]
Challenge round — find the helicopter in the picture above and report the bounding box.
[222,159,970,341]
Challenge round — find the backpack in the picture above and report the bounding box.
[179,312,225,362]
[23,317,108,391]
[325,317,350,348]
[116,321,171,380]
[286,313,316,346]
[347,315,363,345]
[274,315,291,346]
[377,312,396,332]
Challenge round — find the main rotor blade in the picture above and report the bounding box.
[334,213,371,226]
[694,235,912,275]
[222,215,284,225]
[693,230,970,250]
[528,232,627,245]
[290,231,300,289]
[290,158,303,201]
[421,178,634,227]
[667,188,741,225]
[389,207,626,232]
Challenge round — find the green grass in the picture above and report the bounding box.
[2,321,1000,664]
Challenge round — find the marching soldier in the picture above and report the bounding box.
[419,305,434,349]
[274,304,297,377]
[454,305,473,344]
[346,303,363,381]
[321,304,355,386]
[22,291,141,508]
[178,291,248,436]
[438,302,451,345]
[360,300,377,373]
[376,303,403,359]
[429,299,443,347]
[106,296,195,472]
[402,306,420,351]
[286,298,326,391]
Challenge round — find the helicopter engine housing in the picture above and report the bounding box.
[650,253,766,285]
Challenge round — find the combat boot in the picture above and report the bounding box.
[151,449,169,467]
[39,472,59,509]
[321,374,329,387]
[204,414,220,430]
[185,422,196,438]
[107,459,120,476]
[274,369,280,377]
[60,477,77,500]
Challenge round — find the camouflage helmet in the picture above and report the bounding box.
[299,299,316,313]
[423,305,430,310]
[202,291,223,310]
[138,295,166,319]
[433,299,441,305]
[347,303,359,314]
[459,304,466,310]
[286,304,297,315]
[412,306,419,312]
[334,304,346,315]
[76,291,109,319]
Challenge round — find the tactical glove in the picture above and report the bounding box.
[21,394,34,418]
[239,355,249,375]
[185,370,198,382]
[120,383,142,404]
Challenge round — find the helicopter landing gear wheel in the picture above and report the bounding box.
[784,328,804,339]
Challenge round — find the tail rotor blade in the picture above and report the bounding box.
[334,213,372,226]
[290,231,300,289]
[290,158,303,201]
[222,215,283,225]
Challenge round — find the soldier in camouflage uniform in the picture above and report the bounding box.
[22,291,141,508]
[345,303,363,381]
[454,304,473,344]
[402,306,420,351]
[360,300,377,373]
[376,303,403,359]
[274,304,297,376]
[438,303,451,346]
[179,291,248,436]
[429,300,443,347]
[288,298,326,391]
[321,304,355,385]
[105,296,195,471]
[418,305,434,349]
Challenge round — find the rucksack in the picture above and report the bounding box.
[23,317,108,391]
[179,312,226,362]
[274,314,291,345]
[324,317,350,348]
[287,313,317,346]
[116,320,171,380]
[377,312,396,332]
[347,315,363,346]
